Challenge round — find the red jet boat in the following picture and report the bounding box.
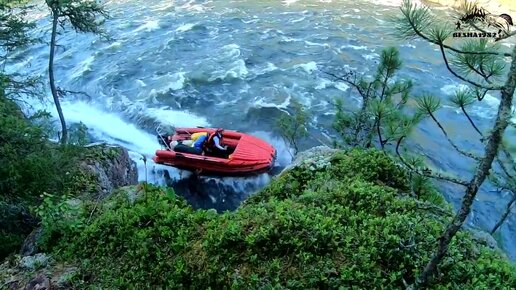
[153,127,277,176]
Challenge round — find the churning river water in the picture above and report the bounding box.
[6,0,516,259]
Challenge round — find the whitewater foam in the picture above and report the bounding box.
[136,79,147,87]
[291,16,306,23]
[254,94,292,110]
[305,41,329,47]
[176,23,198,33]
[69,55,96,80]
[209,59,249,82]
[362,53,380,60]
[253,62,279,76]
[177,0,209,13]
[281,36,304,43]
[365,0,422,7]
[142,107,210,128]
[151,71,186,92]
[59,101,159,155]
[334,82,350,92]
[133,19,160,33]
[249,131,294,166]
[283,0,299,5]
[341,44,369,50]
[315,78,333,90]
[294,61,318,74]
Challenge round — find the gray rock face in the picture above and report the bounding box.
[19,228,42,257]
[81,144,138,198]
[468,228,506,258]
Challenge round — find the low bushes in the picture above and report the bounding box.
[39,149,515,289]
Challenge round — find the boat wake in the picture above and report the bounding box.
[26,99,291,211]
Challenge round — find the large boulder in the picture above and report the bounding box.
[17,144,138,257]
[280,145,339,174]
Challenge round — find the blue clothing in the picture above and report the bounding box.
[193,135,208,149]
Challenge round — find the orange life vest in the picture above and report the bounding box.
[204,130,222,151]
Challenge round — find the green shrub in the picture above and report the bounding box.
[0,230,24,258]
[328,149,409,191]
[0,96,99,259]
[43,150,515,289]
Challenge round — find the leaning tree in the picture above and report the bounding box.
[45,0,107,144]
[391,0,516,288]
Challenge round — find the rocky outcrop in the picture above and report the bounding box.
[469,228,507,257]
[80,143,138,198]
[0,254,77,290]
[17,144,138,258]
[280,145,339,174]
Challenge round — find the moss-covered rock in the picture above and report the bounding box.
[75,143,138,198]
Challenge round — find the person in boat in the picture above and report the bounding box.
[172,129,228,156]
[203,128,228,158]
[192,132,210,154]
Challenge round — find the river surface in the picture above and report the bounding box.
[6,0,516,260]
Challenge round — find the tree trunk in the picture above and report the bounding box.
[411,46,516,289]
[490,192,516,234]
[49,9,67,145]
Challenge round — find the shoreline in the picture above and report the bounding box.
[422,0,516,14]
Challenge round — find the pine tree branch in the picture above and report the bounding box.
[376,116,385,150]
[439,44,502,90]
[463,59,493,83]
[460,106,516,177]
[427,110,481,161]
[323,71,366,98]
[460,106,483,135]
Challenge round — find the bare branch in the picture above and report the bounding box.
[56,87,93,101]
[490,191,516,234]
[460,105,483,135]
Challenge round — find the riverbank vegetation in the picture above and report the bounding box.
[1,0,516,289]
[3,150,515,289]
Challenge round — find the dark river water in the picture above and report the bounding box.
[7,0,516,260]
